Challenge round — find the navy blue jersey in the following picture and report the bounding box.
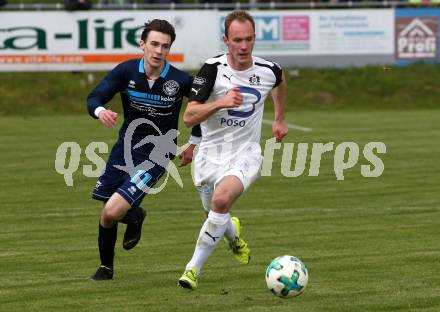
[87,58,200,165]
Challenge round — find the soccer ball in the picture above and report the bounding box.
[265,255,308,298]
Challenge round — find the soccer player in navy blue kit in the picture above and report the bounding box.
[87,19,201,280]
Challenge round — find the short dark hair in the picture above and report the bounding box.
[224,10,255,38]
[141,19,176,44]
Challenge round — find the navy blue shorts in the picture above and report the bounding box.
[92,163,165,209]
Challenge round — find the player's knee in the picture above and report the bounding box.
[102,203,123,222]
[211,192,231,212]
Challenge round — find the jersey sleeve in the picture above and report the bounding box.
[188,62,218,103]
[272,62,283,88]
[86,63,126,119]
[190,124,201,138]
[181,74,202,142]
[181,73,193,98]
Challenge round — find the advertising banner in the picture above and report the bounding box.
[395,9,440,64]
[0,9,404,71]
[313,9,394,55]
[0,11,218,71]
[219,9,394,56]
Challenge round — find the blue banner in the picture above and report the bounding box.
[395,9,440,65]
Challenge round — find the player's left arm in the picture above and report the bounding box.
[178,143,196,167]
[271,71,288,142]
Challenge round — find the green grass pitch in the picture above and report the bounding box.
[0,110,439,311]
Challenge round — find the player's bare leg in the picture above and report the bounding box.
[101,193,131,227]
[214,176,251,264]
[211,175,243,213]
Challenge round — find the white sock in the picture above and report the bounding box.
[223,217,237,243]
[185,211,230,273]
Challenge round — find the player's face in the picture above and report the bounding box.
[224,19,255,70]
[140,31,172,70]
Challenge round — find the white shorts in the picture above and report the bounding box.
[193,151,263,212]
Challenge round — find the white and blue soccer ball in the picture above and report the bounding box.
[265,255,308,298]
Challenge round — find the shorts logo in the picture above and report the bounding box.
[94,180,102,190]
[193,76,206,86]
[128,185,137,195]
[163,80,180,96]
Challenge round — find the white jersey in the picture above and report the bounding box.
[189,54,282,163]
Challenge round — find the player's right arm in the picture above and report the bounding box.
[87,63,125,128]
[184,89,242,127]
[183,62,242,128]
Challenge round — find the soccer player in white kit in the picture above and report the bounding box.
[178,10,288,290]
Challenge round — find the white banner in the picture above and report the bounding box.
[220,9,395,56]
[0,9,394,71]
[0,11,218,71]
[312,9,394,55]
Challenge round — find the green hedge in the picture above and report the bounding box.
[1,64,439,115]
